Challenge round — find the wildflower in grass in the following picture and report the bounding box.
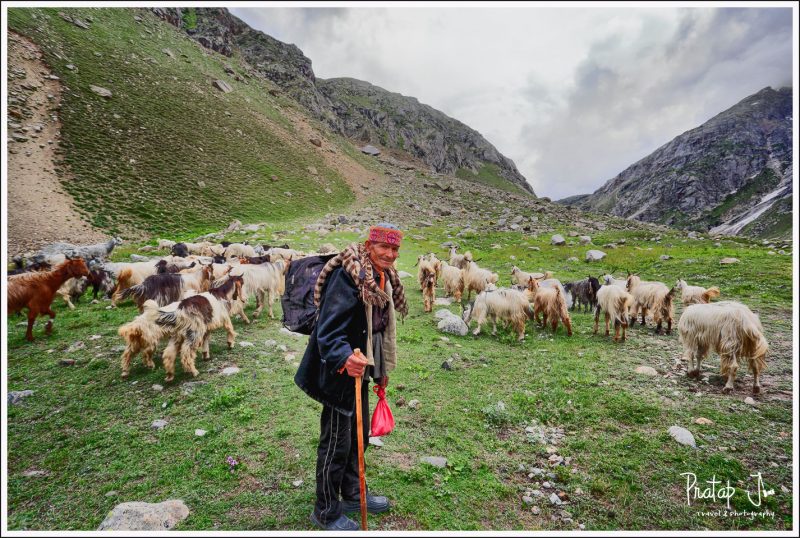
[226,456,238,473]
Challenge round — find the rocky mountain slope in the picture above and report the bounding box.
[559,87,792,239]
[150,7,533,194]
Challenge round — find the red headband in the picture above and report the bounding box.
[368,226,403,246]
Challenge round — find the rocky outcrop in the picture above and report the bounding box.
[560,87,792,238]
[150,8,533,195]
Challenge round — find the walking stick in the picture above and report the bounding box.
[353,348,368,530]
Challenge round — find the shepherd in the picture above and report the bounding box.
[295,223,408,531]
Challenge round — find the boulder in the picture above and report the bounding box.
[585,250,606,262]
[668,425,696,448]
[719,257,740,265]
[309,138,322,147]
[579,236,592,245]
[437,314,468,336]
[421,456,447,468]
[90,85,112,99]
[360,145,381,156]
[635,366,658,376]
[8,390,34,406]
[213,79,233,93]
[551,234,566,246]
[97,500,190,530]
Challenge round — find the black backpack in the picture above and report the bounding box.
[281,254,336,335]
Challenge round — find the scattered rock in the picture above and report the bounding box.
[23,469,50,477]
[369,437,384,447]
[549,493,562,505]
[744,397,756,406]
[531,506,541,515]
[397,271,412,278]
[292,479,303,487]
[59,358,76,366]
[668,425,696,448]
[421,456,447,468]
[279,327,306,338]
[221,366,240,376]
[585,250,606,262]
[238,341,254,347]
[152,384,163,392]
[437,313,468,336]
[360,145,381,156]
[151,419,168,430]
[408,399,421,410]
[67,340,86,352]
[551,234,566,246]
[660,255,672,261]
[719,257,740,265]
[522,495,534,505]
[181,381,207,394]
[635,366,658,376]
[106,490,118,497]
[213,79,233,93]
[309,138,322,147]
[567,257,579,263]
[694,417,714,425]
[434,297,453,306]
[195,429,207,437]
[8,390,34,405]
[97,500,190,531]
[89,85,112,99]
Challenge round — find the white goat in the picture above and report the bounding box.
[462,261,499,302]
[510,266,552,287]
[440,261,464,302]
[464,285,533,341]
[593,285,634,342]
[676,279,721,305]
[677,301,768,394]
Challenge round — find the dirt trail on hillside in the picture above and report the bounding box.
[7,31,108,257]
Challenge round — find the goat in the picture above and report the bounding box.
[9,259,52,275]
[565,276,601,313]
[602,274,627,288]
[107,260,161,306]
[676,279,720,305]
[120,264,214,312]
[677,301,768,394]
[222,260,287,319]
[448,245,474,270]
[155,259,197,274]
[171,243,189,257]
[420,264,436,312]
[225,243,257,259]
[424,253,443,282]
[157,239,176,250]
[593,285,634,342]
[463,285,533,341]
[415,255,436,290]
[118,299,177,378]
[440,261,464,302]
[626,274,675,335]
[462,261,499,302]
[538,278,574,310]
[266,247,303,263]
[527,278,573,336]
[510,266,552,287]
[239,255,272,265]
[8,257,91,341]
[155,275,243,382]
[32,237,122,264]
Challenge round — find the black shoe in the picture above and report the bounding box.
[310,512,360,531]
[341,494,390,514]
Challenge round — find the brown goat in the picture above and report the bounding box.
[8,258,90,341]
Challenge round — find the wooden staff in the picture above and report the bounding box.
[353,348,368,530]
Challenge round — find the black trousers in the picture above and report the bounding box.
[313,379,370,524]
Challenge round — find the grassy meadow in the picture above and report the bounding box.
[6,220,794,531]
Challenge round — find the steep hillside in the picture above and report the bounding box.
[559,87,792,239]
[150,7,533,195]
[7,7,356,244]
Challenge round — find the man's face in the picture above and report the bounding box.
[365,240,400,271]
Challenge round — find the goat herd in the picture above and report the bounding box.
[416,246,767,395]
[7,238,768,395]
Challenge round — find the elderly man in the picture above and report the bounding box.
[295,223,408,531]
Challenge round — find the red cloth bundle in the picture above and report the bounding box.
[370,384,395,436]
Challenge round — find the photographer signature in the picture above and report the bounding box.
[680,472,775,509]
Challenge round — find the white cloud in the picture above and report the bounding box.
[231,6,794,199]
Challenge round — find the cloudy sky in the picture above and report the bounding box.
[231,5,795,199]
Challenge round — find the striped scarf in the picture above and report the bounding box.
[314,242,408,319]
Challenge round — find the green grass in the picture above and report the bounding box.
[455,163,527,195]
[6,224,793,530]
[8,7,355,238]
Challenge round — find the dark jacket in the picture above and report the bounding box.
[295,267,368,416]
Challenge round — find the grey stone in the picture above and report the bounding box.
[549,493,562,505]
[668,425,696,448]
[97,499,190,530]
[213,79,233,93]
[437,315,468,336]
[194,429,207,437]
[421,456,447,468]
[719,257,740,265]
[585,250,606,262]
[522,495,534,505]
[551,234,566,246]
[397,271,412,278]
[151,419,168,430]
[90,85,112,99]
[151,384,164,392]
[369,436,384,447]
[181,381,207,394]
[221,366,240,376]
[360,145,381,156]
[8,390,34,405]
[635,366,658,376]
